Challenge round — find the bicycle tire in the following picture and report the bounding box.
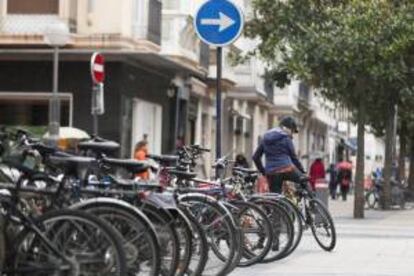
[277,197,304,258]
[137,201,181,276]
[177,206,209,276]
[221,201,243,272]
[11,209,127,275]
[178,194,238,276]
[0,215,4,273]
[252,199,294,263]
[230,200,273,267]
[308,199,337,251]
[168,207,193,276]
[365,190,377,209]
[73,200,161,276]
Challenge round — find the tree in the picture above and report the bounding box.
[245,0,414,216]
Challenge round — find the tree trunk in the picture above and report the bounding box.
[381,101,396,210]
[399,120,407,181]
[354,100,365,219]
[408,140,414,198]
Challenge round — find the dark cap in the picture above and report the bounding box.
[279,116,299,133]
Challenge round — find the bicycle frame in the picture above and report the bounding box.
[0,195,72,273]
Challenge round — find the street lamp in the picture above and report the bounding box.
[43,22,71,144]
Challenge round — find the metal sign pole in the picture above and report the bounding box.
[49,46,60,145]
[216,47,222,178]
[92,84,98,137]
[194,0,244,178]
[90,53,105,138]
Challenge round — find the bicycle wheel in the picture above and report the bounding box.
[308,199,337,251]
[11,209,126,275]
[169,208,193,276]
[74,200,161,276]
[277,197,304,258]
[137,202,180,276]
[253,199,294,263]
[177,206,208,276]
[365,190,377,209]
[230,200,272,267]
[221,201,243,272]
[178,194,239,276]
[0,215,5,273]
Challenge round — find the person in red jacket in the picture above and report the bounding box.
[309,157,326,191]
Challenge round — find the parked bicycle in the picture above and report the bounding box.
[0,127,338,276]
[365,177,406,209]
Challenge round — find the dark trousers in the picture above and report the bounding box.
[329,182,338,199]
[267,169,304,194]
[340,185,350,201]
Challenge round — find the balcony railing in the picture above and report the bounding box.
[0,15,75,35]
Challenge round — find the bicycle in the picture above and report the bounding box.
[287,178,337,251]
[0,186,127,275]
[0,129,161,276]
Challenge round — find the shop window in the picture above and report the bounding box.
[0,93,71,135]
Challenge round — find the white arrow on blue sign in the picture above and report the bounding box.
[194,0,244,47]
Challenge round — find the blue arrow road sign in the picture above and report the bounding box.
[195,0,244,47]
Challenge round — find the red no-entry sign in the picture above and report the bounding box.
[90,52,105,84]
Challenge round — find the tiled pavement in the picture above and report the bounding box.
[232,195,414,276]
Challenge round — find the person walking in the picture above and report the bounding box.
[252,116,306,194]
[337,160,352,201]
[134,140,149,180]
[309,157,326,191]
[327,163,338,199]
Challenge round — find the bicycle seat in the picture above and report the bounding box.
[49,155,95,175]
[233,167,258,175]
[147,154,178,164]
[78,139,120,154]
[49,155,95,166]
[102,157,149,174]
[168,169,197,180]
[32,143,58,156]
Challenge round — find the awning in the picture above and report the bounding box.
[0,49,207,78]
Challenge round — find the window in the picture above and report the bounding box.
[0,93,72,133]
[7,0,59,14]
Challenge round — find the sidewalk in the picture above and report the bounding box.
[233,195,414,276]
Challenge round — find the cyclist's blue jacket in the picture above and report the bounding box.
[253,127,305,175]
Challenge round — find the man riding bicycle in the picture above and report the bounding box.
[252,116,306,194]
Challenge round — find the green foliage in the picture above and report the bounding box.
[245,0,414,128]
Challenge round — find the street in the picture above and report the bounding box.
[233,197,414,276]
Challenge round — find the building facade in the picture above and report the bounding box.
[0,0,208,157]
[0,0,363,174]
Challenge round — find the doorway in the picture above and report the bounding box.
[131,99,162,156]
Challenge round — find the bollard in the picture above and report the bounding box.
[315,179,329,223]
